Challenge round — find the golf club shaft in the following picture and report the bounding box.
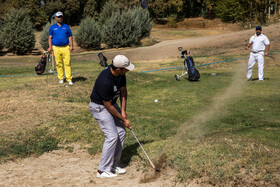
[130,129,155,169]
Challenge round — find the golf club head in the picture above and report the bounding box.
[174,75,179,81]
[155,168,161,172]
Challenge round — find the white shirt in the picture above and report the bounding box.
[249,33,270,52]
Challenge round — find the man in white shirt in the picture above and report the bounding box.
[245,26,270,82]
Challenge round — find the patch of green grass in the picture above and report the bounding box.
[0,128,58,162]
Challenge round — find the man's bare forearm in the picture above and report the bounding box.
[103,100,125,122]
[120,87,127,113]
[48,36,52,51]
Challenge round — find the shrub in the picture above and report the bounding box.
[1,8,35,55]
[101,6,152,48]
[98,0,120,26]
[40,19,57,51]
[167,14,178,28]
[75,17,101,49]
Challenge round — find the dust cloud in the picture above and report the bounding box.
[167,60,247,149]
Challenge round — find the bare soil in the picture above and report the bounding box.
[1,18,280,186]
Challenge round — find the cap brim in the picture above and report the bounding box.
[124,63,135,71]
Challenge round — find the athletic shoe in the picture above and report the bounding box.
[68,81,74,85]
[96,170,118,178]
[111,167,126,174]
[59,79,64,84]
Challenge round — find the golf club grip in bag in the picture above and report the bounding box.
[35,54,47,75]
[97,52,108,67]
[185,56,200,81]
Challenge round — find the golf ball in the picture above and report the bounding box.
[154,99,158,103]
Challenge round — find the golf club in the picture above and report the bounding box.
[130,128,160,172]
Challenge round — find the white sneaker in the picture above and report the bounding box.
[111,167,126,174]
[68,81,73,85]
[59,79,64,84]
[96,171,118,178]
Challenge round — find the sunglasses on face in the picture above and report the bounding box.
[57,16,63,18]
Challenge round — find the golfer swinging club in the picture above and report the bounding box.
[245,25,270,82]
[89,55,134,178]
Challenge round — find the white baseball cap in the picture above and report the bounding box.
[112,55,135,71]
[56,12,63,17]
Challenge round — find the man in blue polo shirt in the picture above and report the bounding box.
[48,12,74,85]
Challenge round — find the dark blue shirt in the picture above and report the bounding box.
[90,65,126,105]
[49,23,72,46]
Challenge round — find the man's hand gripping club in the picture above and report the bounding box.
[103,100,131,129]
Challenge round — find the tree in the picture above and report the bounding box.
[148,0,183,19]
[83,0,105,19]
[101,6,152,48]
[182,0,204,18]
[1,8,35,55]
[0,0,48,30]
[63,0,82,25]
[98,0,120,26]
[75,17,101,49]
[0,19,3,51]
[214,0,248,23]
[40,19,57,51]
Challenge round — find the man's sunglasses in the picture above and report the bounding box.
[57,16,63,18]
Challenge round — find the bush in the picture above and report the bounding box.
[75,17,101,49]
[40,19,57,51]
[101,6,152,48]
[98,0,120,26]
[167,14,178,28]
[1,8,35,55]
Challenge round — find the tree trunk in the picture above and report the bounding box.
[268,0,271,18]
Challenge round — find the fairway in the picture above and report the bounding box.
[0,27,280,186]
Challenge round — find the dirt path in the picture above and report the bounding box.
[73,23,280,63]
[1,23,279,186]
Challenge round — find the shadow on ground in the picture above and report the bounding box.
[73,76,87,82]
[121,140,154,167]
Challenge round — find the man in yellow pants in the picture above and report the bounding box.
[48,12,74,85]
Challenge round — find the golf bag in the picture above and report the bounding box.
[184,55,200,81]
[35,52,48,75]
[174,47,200,81]
[97,52,108,67]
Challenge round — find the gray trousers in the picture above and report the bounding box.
[89,102,126,172]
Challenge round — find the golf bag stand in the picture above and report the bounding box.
[97,52,108,67]
[174,47,200,81]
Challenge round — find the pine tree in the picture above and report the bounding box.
[1,8,35,55]
[40,19,57,51]
[75,17,101,49]
[98,0,120,26]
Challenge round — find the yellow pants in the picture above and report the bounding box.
[53,45,72,81]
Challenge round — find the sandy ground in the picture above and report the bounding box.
[0,146,182,187]
[1,22,280,186]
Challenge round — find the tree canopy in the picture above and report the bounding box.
[0,0,278,29]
